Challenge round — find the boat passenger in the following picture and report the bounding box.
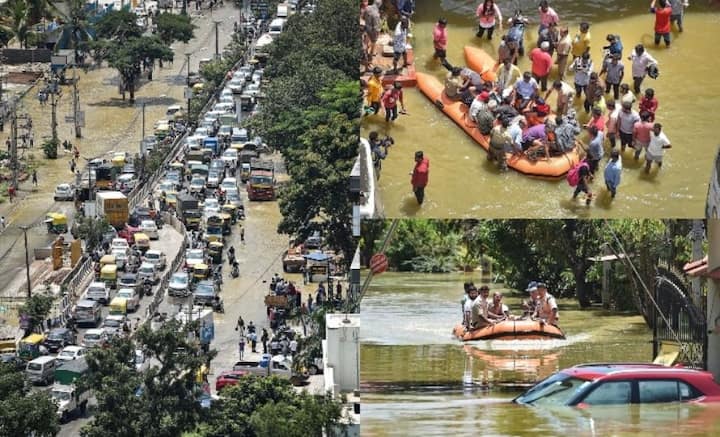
[488,292,510,320]
[463,285,479,327]
[444,67,464,100]
[534,282,559,325]
[512,72,538,111]
[470,285,495,330]
[521,281,540,318]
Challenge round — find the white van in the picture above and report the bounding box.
[26,356,58,385]
[85,282,110,305]
[268,18,286,38]
[74,299,102,328]
[276,3,289,18]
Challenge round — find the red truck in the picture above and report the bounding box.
[246,159,275,201]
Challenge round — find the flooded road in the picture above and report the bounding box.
[364,1,720,218]
[359,272,720,435]
[0,5,239,295]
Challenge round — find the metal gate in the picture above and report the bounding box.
[653,267,707,369]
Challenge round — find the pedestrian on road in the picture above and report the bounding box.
[32,170,38,186]
[249,331,257,353]
[70,159,76,173]
[289,338,298,356]
[235,315,245,334]
[240,225,245,243]
[1,216,5,230]
[336,282,342,300]
[238,336,246,360]
[261,328,269,354]
[307,293,313,312]
[247,320,256,334]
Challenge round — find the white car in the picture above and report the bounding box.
[53,183,75,201]
[220,88,233,99]
[82,329,108,348]
[221,178,238,192]
[102,314,127,335]
[185,249,205,270]
[111,238,130,254]
[142,249,167,271]
[85,282,110,305]
[228,78,245,94]
[112,249,128,270]
[139,220,159,240]
[245,82,261,97]
[207,171,221,188]
[56,345,87,361]
[115,288,139,312]
[137,262,160,285]
[169,272,190,297]
[189,177,206,194]
[116,174,137,193]
[155,180,179,198]
[193,127,210,137]
[221,149,238,166]
[203,198,219,210]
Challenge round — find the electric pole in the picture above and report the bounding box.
[72,65,81,138]
[20,225,31,298]
[10,105,17,189]
[142,102,146,140]
[185,52,191,123]
[214,21,221,59]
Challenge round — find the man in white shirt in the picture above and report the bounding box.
[645,122,672,173]
[392,18,410,74]
[470,285,495,329]
[628,44,657,94]
[463,285,479,328]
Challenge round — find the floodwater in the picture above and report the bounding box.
[363,1,720,218]
[0,5,239,295]
[360,272,720,436]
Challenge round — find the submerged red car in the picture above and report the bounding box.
[513,363,720,406]
[215,369,251,392]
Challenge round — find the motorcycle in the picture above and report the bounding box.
[143,279,153,296]
[231,262,239,278]
[212,297,225,313]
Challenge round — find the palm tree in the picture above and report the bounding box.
[3,0,30,49]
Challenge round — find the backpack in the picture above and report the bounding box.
[567,160,589,186]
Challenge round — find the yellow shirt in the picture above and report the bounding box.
[367,76,383,104]
[571,31,591,58]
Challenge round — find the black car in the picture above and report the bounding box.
[44,327,77,353]
[0,353,25,371]
[193,280,220,306]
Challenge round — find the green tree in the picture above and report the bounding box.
[199,59,228,88]
[42,137,59,159]
[19,293,55,337]
[82,320,212,437]
[93,9,143,42]
[155,12,195,45]
[0,27,13,47]
[74,216,109,252]
[0,363,59,436]
[2,0,30,48]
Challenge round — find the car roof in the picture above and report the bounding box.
[145,249,161,254]
[565,363,715,380]
[63,345,83,351]
[86,328,105,334]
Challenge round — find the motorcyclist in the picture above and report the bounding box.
[231,260,239,278]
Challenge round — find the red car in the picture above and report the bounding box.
[215,369,251,392]
[514,363,720,407]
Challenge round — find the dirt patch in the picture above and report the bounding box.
[5,71,43,84]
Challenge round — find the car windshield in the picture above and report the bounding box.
[196,284,214,294]
[172,274,188,283]
[514,373,589,406]
[117,291,133,299]
[48,332,65,340]
[104,319,122,328]
[58,350,74,358]
[85,334,100,341]
[52,390,71,401]
[188,251,203,260]
[227,192,240,200]
[141,221,156,228]
[139,266,153,274]
[145,253,159,260]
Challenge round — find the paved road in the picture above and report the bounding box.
[0,3,240,296]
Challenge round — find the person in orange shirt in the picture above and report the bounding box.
[650,0,673,47]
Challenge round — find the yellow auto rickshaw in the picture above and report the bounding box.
[208,241,224,265]
[170,162,185,178]
[100,264,118,289]
[220,213,232,235]
[45,213,68,234]
[165,191,178,210]
[109,297,128,315]
[192,82,205,94]
[134,233,151,253]
[97,254,116,274]
[192,263,210,283]
[111,154,126,168]
[222,204,238,224]
[18,334,45,360]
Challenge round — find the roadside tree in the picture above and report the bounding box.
[18,293,55,337]
[73,216,109,252]
[0,363,59,436]
[155,12,196,45]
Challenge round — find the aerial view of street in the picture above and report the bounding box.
[0,0,360,435]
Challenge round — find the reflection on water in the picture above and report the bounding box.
[365,2,720,217]
[359,272,703,435]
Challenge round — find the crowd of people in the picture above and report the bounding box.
[461,280,559,331]
[361,0,684,205]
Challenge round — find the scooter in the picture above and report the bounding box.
[143,279,153,296]
[231,262,239,278]
[212,298,225,313]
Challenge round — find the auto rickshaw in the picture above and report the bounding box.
[165,191,178,210]
[100,264,118,289]
[109,297,128,315]
[45,212,68,234]
[192,263,210,283]
[221,204,238,224]
[208,241,224,265]
[18,334,46,360]
[192,82,205,94]
[169,162,185,178]
[111,154,126,168]
[220,212,233,235]
[204,216,224,243]
[97,254,116,274]
[134,233,151,254]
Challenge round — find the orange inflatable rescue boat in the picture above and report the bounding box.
[452,319,566,341]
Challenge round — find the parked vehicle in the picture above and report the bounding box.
[215,369,251,391]
[26,356,58,385]
[514,363,720,406]
[233,355,294,379]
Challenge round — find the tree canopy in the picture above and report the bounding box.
[155,12,195,45]
[19,293,55,337]
[0,363,59,436]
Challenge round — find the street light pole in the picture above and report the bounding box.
[185,52,191,124]
[214,21,221,59]
[19,225,31,298]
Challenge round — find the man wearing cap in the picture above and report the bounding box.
[534,282,558,325]
[366,67,384,115]
[411,151,429,205]
[529,42,553,92]
[522,282,540,318]
[433,18,448,61]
